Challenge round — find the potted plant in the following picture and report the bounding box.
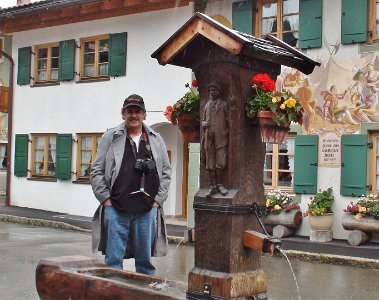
[164,80,200,143]
[246,73,303,144]
[263,189,303,230]
[304,187,334,231]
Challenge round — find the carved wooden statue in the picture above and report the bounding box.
[202,81,229,197]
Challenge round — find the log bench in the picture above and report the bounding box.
[342,214,379,246]
[262,210,303,238]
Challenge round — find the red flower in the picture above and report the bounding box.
[252,73,275,92]
[192,80,198,88]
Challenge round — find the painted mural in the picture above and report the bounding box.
[278,51,379,135]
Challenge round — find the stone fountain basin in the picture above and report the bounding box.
[35,255,187,300]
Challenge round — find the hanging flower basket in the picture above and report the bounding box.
[177,113,200,143]
[257,111,290,144]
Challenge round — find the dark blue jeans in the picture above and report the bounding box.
[104,205,157,275]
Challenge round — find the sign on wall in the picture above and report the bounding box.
[318,131,341,166]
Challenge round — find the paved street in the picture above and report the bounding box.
[0,222,378,300]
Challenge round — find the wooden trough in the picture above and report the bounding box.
[35,256,187,300]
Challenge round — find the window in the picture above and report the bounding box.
[80,35,109,79]
[368,0,379,44]
[34,43,59,83]
[31,134,56,177]
[264,136,295,190]
[369,133,379,193]
[0,143,7,169]
[232,0,322,48]
[257,0,299,47]
[76,133,101,181]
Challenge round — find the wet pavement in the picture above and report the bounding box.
[1,222,378,300]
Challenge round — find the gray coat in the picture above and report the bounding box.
[90,122,172,257]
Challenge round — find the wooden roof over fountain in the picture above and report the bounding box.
[151,12,320,74]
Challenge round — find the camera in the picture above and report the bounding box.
[134,158,156,174]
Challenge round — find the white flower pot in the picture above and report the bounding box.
[309,213,334,231]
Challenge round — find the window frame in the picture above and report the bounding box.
[76,133,102,182]
[31,133,57,178]
[34,42,60,84]
[80,34,109,80]
[0,142,7,170]
[369,132,379,193]
[264,135,295,192]
[255,0,299,46]
[368,0,379,44]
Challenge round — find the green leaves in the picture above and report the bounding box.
[307,187,334,216]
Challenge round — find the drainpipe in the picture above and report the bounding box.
[0,49,14,206]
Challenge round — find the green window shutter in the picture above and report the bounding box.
[232,0,254,35]
[17,47,31,85]
[55,134,72,180]
[341,0,368,44]
[341,134,367,197]
[298,0,322,49]
[293,135,318,194]
[14,134,28,177]
[108,32,127,77]
[58,39,75,81]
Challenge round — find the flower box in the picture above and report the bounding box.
[177,113,200,143]
[257,111,290,144]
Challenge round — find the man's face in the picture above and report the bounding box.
[209,87,219,100]
[123,106,145,129]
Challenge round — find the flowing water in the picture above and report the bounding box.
[148,237,186,291]
[276,245,302,300]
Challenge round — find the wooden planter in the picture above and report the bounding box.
[342,214,379,246]
[177,113,200,143]
[257,111,290,144]
[263,210,303,238]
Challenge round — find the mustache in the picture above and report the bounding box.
[129,117,140,121]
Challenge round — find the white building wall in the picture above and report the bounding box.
[10,6,193,217]
[297,0,369,240]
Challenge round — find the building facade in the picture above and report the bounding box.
[1,0,378,243]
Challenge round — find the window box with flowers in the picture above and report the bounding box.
[246,73,303,144]
[342,194,379,245]
[164,80,200,143]
[263,190,303,237]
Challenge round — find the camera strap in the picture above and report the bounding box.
[128,130,153,161]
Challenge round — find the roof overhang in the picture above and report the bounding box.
[0,0,197,34]
[152,13,320,75]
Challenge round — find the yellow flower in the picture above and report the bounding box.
[355,213,362,220]
[280,104,286,110]
[272,97,278,103]
[358,206,366,213]
[284,98,297,108]
[266,199,271,207]
[274,204,281,210]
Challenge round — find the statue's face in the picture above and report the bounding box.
[208,87,219,100]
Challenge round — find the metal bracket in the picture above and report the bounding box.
[203,283,211,299]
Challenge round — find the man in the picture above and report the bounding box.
[90,94,172,275]
[202,81,229,197]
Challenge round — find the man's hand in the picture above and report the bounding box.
[153,201,160,208]
[102,199,112,206]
